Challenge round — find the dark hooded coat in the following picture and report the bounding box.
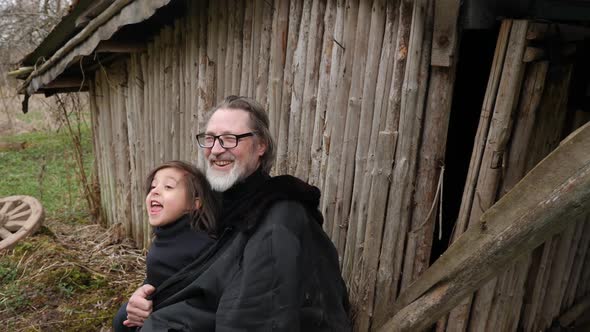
[140,170,351,332]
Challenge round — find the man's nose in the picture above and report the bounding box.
[210,138,226,154]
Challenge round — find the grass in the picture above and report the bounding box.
[0,125,94,222]
[0,123,145,331]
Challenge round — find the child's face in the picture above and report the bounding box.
[146,167,192,227]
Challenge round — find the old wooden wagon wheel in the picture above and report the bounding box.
[0,195,44,250]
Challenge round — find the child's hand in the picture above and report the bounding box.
[124,284,156,327]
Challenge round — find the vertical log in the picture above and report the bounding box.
[351,0,411,324]
[276,0,303,174]
[266,0,289,145]
[320,0,359,252]
[199,0,217,169]
[98,68,116,227]
[340,0,386,280]
[172,21,181,161]
[155,33,165,163]
[195,2,210,166]
[344,0,398,285]
[88,81,106,225]
[255,0,272,106]
[189,2,201,164]
[216,0,227,101]
[184,10,193,160]
[309,0,338,186]
[147,40,156,173]
[250,0,264,98]
[287,0,311,175]
[402,51,458,290]
[354,130,398,332]
[375,0,434,326]
[331,0,375,257]
[125,55,139,245]
[224,0,236,95]
[232,0,244,95]
[140,52,150,247]
[294,0,326,181]
[240,0,254,96]
[318,0,346,197]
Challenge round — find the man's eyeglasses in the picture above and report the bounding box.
[196,132,257,148]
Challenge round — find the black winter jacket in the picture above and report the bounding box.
[140,170,351,331]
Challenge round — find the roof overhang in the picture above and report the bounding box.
[17,0,174,98]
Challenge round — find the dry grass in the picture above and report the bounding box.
[0,218,145,331]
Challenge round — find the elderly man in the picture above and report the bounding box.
[125,96,351,331]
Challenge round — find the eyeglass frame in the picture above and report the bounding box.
[196,132,257,149]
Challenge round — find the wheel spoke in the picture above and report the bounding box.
[0,201,12,214]
[7,202,28,216]
[9,210,31,221]
[0,227,12,240]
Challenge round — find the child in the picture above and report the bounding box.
[113,160,218,332]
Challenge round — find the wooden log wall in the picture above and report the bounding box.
[437,20,590,332]
[86,1,589,330]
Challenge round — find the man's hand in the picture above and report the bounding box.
[123,284,156,327]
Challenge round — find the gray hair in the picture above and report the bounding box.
[203,96,276,173]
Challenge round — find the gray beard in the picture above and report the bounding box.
[206,163,242,192]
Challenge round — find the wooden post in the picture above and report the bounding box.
[320,0,359,255]
[402,61,458,289]
[374,0,433,327]
[331,0,375,259]
[276,0,303,174]
[254,0,272,106]
[287,0,312,175]
[294,0,326,182]
[354,130,398,332]
[318,0,345,219]
[342,0,388,283]
[308,0,337,186]
[267,0,289,148]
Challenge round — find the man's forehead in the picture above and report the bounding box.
[206,108,252,133]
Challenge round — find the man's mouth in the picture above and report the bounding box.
[211,160,234,169]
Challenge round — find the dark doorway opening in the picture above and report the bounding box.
[430,27,499,264]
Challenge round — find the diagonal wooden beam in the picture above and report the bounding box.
[378,121,590,332]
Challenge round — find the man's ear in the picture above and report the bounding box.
[194,198,202,210]
[256,140,267,157]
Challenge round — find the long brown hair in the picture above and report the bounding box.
[145,160,218,235]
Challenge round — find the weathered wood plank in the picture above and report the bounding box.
[430,0,460,67]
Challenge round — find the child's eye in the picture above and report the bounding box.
[165,185,173,189]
